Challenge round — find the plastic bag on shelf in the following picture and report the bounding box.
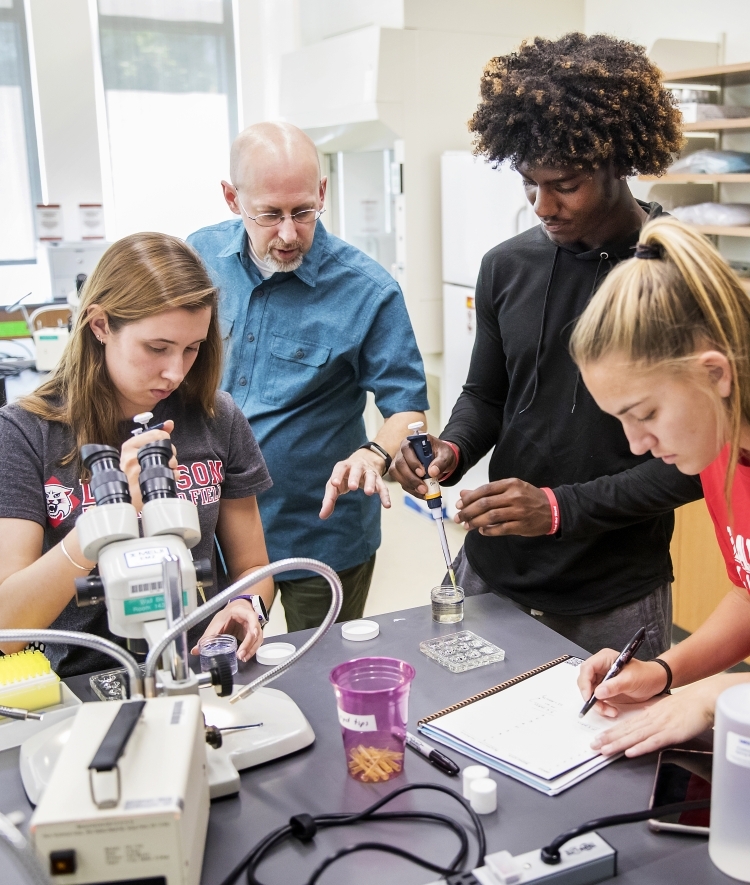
[672,203,750,226]
[670,150,750,174]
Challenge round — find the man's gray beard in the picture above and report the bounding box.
[263,237,307,272]
[264,251,304,273]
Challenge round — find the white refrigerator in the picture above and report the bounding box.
[440,152,537,516]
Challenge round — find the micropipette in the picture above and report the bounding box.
[406,422,457,589]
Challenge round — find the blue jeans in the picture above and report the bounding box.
[447,546,671,659]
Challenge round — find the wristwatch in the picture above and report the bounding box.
[357,441,392,474]
[234,594,269,628]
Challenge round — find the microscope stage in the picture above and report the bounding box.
[200,685,315,771]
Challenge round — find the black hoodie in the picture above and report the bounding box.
[441,201,703,615]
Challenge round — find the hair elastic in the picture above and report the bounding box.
[651,657,673,694]
[633,242,663,260]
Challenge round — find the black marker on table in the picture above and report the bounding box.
[579,625,647,718]
[406,732,459,776]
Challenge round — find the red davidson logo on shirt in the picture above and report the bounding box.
[44,460,224,525]
[44,477,80,527]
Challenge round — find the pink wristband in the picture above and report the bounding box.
[540,487,560,535]
[438,441,461,482]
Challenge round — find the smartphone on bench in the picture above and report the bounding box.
[648,748,712,836]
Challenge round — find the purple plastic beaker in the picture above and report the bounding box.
[330,657,415,783]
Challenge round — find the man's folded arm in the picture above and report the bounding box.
[553,459,703,539]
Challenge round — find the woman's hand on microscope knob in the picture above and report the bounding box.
[120,420,178,511]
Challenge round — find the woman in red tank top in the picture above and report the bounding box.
[569,216,750,757]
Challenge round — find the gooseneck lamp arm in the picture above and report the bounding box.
[0,630,143,698]
[0,812,50,885]
[144,558,343,701]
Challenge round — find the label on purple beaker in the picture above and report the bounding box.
[337,709,377,732]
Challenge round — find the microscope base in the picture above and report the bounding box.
[20,686,314,806]
[206,745,242,799]
[200,685,315,772]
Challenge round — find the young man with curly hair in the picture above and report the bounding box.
[392,33,702,658]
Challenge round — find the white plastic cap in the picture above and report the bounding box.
[407,421,425,431]
[133,411,153,426]
[256,642,296,666]
[341,619,379,641]
[469,777,497,815]
[462,764,490,799]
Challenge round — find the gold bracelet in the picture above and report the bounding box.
[60,536,91,571]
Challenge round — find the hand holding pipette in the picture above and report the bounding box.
[406,422,457,589]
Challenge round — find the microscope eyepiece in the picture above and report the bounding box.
[137,440,177,503]
[81,444,132,506]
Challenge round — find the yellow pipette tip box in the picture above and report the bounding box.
[0,649,61,714]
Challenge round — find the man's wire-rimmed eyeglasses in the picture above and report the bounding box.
[232,186,326,227]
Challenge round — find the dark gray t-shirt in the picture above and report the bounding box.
[0,390,272,676]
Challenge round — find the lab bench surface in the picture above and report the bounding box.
[0,593,734,885]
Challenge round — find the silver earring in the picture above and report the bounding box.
[97,337,104,344]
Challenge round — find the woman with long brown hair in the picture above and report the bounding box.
[569,216,750,756]
[0,232,273,676]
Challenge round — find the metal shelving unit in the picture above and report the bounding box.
[637,61,750,254]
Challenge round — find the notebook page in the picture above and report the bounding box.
[429,659,647,781]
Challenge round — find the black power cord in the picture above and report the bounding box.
[216,782,486,885]
[541,799,712,864]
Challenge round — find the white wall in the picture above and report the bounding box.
[584,0,750,65]
[234,0,299,125]
[299,0,403,45]
[405,0,586,36]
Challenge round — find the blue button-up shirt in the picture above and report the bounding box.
[188,219,428,577]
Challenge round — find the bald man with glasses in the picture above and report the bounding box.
[188,122,428,630]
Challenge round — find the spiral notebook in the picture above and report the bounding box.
[418,655,650,796]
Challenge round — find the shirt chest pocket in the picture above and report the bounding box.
[261,334,332,406]
[219,314,234,341]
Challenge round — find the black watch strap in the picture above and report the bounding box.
[358,441,392,474]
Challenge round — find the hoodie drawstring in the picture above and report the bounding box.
[520,246,559,414]
[571,251,611,413]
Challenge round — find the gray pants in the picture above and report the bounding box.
[448,546,671,659]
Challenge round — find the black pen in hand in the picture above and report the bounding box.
[405,732,459,776]
[579,626,647,718]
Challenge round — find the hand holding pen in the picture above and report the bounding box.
[579,626,647,718]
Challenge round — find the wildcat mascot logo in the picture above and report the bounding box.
[45,477,80,527]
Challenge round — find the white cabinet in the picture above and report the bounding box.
[439,152,536,515]
[441,151,536,288]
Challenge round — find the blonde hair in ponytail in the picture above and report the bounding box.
[569,216,750,502]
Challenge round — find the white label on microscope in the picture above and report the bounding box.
[124,547,170,568]
[727,731,750,768]
[337,709,377,732]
